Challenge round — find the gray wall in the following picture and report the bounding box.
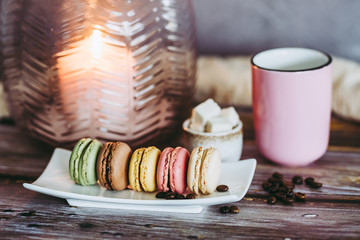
[194,0,360,62]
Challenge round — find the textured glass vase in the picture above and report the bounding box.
[1,0,196,147]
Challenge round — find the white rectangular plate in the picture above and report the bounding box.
[24,148,256,213]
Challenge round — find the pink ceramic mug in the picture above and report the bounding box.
[251,47,332,166]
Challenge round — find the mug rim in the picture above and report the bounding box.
[251,47,332,72]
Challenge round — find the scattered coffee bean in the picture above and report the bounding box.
[219,206,230,214]
[281,180,294,190]
[269,183,280,193]
[155,192,167,198]
[272,172,284,179]
[165,191,174,197]
[219,205,239,214]
[304,177,323,189]
[294,192,306,201]
[274,192,287,200]
[216,185,229,192]
[262,181,272,190]
[262,172,322,206]
[267,196,277,205]
[268,177,282,184]
[310,182,323,189]
[229,206,239,214]
[292,175,303,184]
[278,186,289,194]
[305,177,315,185]
[165,193,176,199]
[186,193,196,199]
[175,193,185,199]
[287,191,294,198]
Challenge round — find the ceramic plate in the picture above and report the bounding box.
[24,148,256,213]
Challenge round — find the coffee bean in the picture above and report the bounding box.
[278,186,289,194]
[287,191,294,198]
[175,193,185,199]
[294,192,306,201]
[310,182,323,189]
[292,175,303,184]
[216,185,229,192]
[262,181,272,191]
[267,196,277,205]
[229,206,239,214]
[219,206,230,213]
[156,192,167,198]
[164,191,174,197]
[268,177,282,184]
[272,172,284,179]
[305,177,315,185]
[281,180,294,190]
[274,192,287,200]
[269,183,280,193]
[186,193,196,199]
[165,193,176,199]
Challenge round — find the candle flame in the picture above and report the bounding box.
[90,28,103,59]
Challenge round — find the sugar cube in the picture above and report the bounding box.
[190,99,221,130]
[220,107,240,127]
[189,121,205,132]
[205,117,233,133]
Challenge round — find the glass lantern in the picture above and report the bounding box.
[1,0,197,147]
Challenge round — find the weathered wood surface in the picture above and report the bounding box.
[1,178,359,240]
[1,108,360,239]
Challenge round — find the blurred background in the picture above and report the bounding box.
[193,0,360,62]
[1,0,360,146]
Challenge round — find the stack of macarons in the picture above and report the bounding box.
[69,138,222,195]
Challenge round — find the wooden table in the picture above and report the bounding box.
[1,108,360,239]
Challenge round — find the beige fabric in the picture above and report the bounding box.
[196,55,360,122]
[195,56,252,107]
[331,57,360,122]
[1,55,360,121]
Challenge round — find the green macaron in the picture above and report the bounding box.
[69,138,102,185]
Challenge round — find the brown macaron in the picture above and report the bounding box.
[96,142,132,191]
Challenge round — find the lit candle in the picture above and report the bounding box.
[56,26,135,139]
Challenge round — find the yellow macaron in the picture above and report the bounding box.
[128,148,146,191]
[140,147,161,192]
[129,146,161,192]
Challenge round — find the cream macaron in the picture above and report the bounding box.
[187,147,221,194]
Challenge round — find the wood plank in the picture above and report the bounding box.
[0,179,359,239]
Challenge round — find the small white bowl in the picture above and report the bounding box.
[182,119,243,162]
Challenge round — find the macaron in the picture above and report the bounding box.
[139,146,161,192]
[69,138,102,185]
[128,147,146,191]
[156,147,190,194]
[96,142,132,191]
[156,147,174,192]
[187,147,221,194]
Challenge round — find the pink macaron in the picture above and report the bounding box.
[156,147,190,194]
[156,147,173,192]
